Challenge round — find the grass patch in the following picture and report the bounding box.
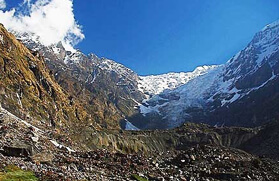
[0,165,38,181]
[131,174,149,181]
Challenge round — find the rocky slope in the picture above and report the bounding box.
[1,104,279,180]
[15,31,145,129]
[0,24,97,133]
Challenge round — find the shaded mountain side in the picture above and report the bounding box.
[199,51,279,127]
[240,120,279,160]
[202,75,279,127]
[0,24,99,132]
[188,53,279,128]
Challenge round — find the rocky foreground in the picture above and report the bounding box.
[1,108,279,180]
[1,145,279,180]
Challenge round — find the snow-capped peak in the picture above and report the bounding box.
[93,57,137,79]
[138,65,218,96]
[261,19,279,31]
[13,30,77,53]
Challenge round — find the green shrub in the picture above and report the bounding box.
[0,165,38,181]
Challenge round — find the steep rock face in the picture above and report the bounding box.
[0,24,95,133]
[224,20,279,81]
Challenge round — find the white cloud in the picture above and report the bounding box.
[0,0,84,50]
[0,0,6,9]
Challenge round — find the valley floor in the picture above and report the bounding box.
[1,145,279,180]
[1,108,279,181]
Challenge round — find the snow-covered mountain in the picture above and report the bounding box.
[131,20,279,129]
[6,19,279,130]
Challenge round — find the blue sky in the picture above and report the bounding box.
[4,0,279,75]
[73,0,279,75]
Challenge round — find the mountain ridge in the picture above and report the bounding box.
[3,19,279,131]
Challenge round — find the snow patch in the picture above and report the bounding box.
[52,46,61,54]
[124,119,140,131]
[50,140,75,152]
[256,44,278,65]
[0,34,4,44]
[16,93,23,108]
[262,20,279,31]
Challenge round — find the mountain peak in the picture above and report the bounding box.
[138,65,218,96]
[261,19,279,31]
